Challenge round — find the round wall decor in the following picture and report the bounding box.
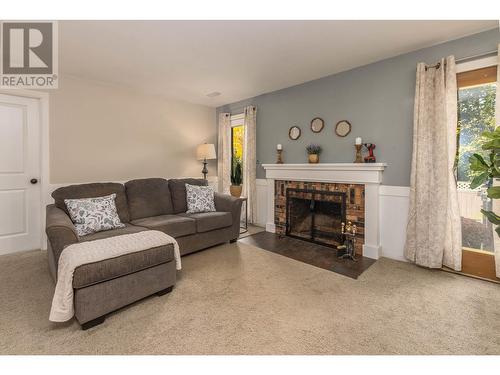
[289,126,301,140]
[335,120,352,137]
[310,117,324,133]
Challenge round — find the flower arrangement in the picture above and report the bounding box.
[306,144,322,164]
[306,144,322,155]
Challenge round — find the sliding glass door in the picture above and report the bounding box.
[456,65,498,281]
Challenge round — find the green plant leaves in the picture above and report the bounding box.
[231,156,242,185]
[468,129,500,237]
[469,153,489,172]
[470,171,490,189]
[480,209,500,225]
[487,186,500,199]
[482,138,500,150]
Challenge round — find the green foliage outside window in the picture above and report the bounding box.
[457,83,496,182]
[231,125,244,185]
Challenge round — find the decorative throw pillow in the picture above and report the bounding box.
[64,193,125,237]
[185,183,216,214]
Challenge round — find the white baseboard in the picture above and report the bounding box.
[265,223,276,233]
[363,244,382,260]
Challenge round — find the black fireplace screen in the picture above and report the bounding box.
[286,188,346,247]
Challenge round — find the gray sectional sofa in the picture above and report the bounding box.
[46,178,242,329]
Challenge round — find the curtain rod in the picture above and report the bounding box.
[425,49,497,70]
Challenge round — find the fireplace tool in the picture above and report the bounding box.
[337,221,357,261]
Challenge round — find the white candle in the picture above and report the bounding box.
[355,137,362,145]
[277,144,282,150]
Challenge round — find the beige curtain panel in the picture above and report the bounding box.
[405,56,462,271]
[217,113,231,194]
[495,44,500,278]
[242,106,257,224]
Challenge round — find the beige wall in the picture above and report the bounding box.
[48,75,216,183]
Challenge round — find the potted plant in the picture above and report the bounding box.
[468,127,500,236]
[306,144,322,163]
[230,157,243,197]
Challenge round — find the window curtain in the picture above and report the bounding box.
[495,44,500,278]
[242,106,257,223]
[404,56,462,271]
[217,113,231,194]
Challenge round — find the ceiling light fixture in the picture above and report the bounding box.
[206,92,221,98]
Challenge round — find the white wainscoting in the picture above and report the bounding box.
[255,178,410,262]
[379,185,410,262]
[255,179,268,227]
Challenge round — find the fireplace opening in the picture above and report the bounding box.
[286,188,346,248]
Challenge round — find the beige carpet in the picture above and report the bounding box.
[0,241,499,354]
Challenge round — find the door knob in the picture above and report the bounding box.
[30,178,38,184]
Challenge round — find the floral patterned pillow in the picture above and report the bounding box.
[185,183,216,214]
[64,193,125,237]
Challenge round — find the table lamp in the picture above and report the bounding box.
[196,143,217,180]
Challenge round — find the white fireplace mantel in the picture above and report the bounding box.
[261,163,387,260]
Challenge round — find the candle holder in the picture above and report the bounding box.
[354,144,363,163]
[276,149,284,164]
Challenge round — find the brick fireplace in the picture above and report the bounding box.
[275,181,364,255]
[262,163,386,259]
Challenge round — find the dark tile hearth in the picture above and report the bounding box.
[239,231,376,279]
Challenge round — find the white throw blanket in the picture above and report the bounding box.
[49,230,180,322]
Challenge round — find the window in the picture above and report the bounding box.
[230,113,244,178]
[457,67,497,186]
[456,63,497,279]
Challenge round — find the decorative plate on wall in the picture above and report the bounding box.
[335,120,351,137]
[289,126,301,140]
[310,117,324,133]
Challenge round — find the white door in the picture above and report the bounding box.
[0,94,41,254]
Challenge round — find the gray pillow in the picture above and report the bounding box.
[64,193,125,237]
[185,184,216,214]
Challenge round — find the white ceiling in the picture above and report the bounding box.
[59,20,498,107]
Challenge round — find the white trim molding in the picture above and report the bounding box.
[379,185,410,197]
[262,163,386,184]
[261,163,387,260]
[379,185,410,262]
[0,89,50,251]
[456,55,497,73]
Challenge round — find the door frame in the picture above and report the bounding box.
[455,57,499,281]
[0,89,50,251]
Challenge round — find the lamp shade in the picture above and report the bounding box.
[196,143,216,160]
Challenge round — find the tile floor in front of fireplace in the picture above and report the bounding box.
[239,231,376,279]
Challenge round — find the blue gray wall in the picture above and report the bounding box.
[217,28,500,186]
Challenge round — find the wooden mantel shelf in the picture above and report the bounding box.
[262,162,387,170]
[261,163,387,185]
